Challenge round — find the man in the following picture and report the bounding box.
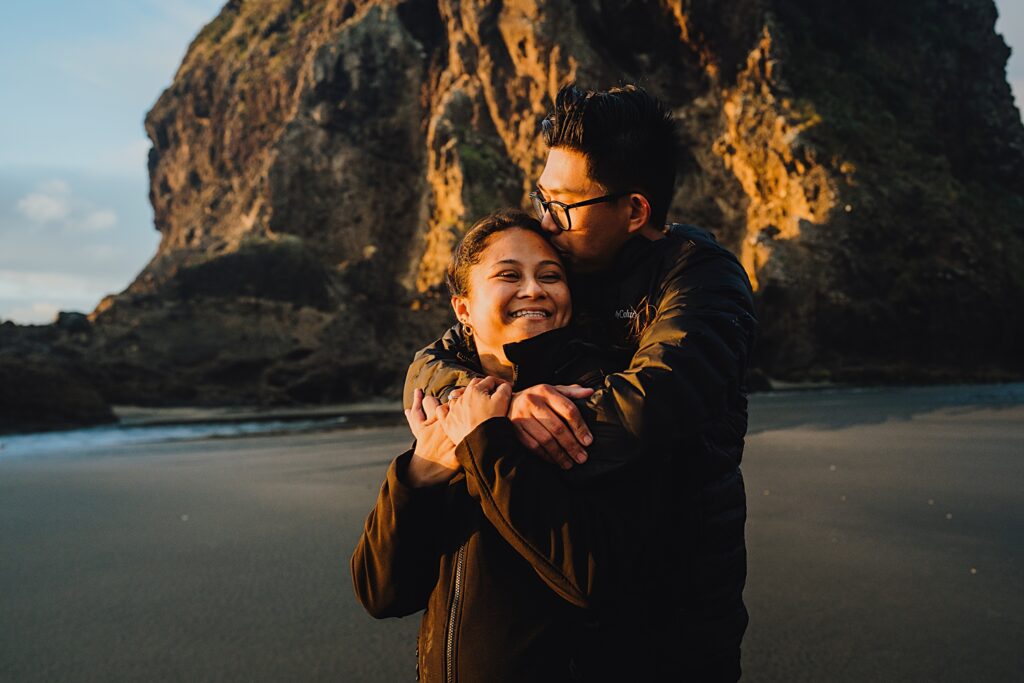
[405,84,757,681]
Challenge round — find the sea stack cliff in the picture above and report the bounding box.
[4,0,1023,425]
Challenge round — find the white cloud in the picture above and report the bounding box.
[17,188,70,223]
[1011,79,1024,122]
[0,167,158,324]
[13,179,118,233]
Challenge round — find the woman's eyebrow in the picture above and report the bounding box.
[494,259,563,268]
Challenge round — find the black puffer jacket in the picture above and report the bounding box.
[403,225,757,680]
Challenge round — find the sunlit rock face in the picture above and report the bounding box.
[53,0,1024,407]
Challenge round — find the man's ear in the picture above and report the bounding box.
[626,193,652,234]
[451,295,470,326]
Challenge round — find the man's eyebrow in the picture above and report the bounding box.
[537,181,583,196]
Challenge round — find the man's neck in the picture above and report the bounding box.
[638,224,666,241]
[572,226,666,276]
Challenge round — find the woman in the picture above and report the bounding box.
[350,210,661,682]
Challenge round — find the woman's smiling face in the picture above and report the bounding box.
[452,228,571,371]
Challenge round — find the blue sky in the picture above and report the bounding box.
[0,0,222,323]
[1,1,1022,324]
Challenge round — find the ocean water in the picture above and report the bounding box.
[0,417,351,459]
[4,383,1020,460]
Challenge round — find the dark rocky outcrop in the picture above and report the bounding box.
[0,321,116,434]
[4,0,1023,431]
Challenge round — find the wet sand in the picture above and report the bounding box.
[1,384,1022,681]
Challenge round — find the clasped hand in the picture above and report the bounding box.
[449,383,594,471]
[405,377,596,486]
[403,377,512,486]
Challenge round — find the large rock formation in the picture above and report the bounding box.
[6,0,1023,424]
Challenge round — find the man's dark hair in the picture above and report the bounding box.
[541,84,680,228]
[446,208,549,297]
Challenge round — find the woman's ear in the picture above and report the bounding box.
[626,193,652,233]
[451,295,470,326]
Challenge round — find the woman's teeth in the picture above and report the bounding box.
[510,310,550,319]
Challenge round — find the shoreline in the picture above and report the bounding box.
[0,401,407,459]
[113,400,404,428]
[123,379,1024,428]
[7,379,1024,440]
[108,379,1024,427]
[0,401,405,442]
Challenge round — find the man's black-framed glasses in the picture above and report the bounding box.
[529,188,630,231]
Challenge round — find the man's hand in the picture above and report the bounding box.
[439,376,512,445]
[404,388,459,487]
[507,384,594,470]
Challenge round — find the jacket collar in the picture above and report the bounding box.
[502,325,578,391]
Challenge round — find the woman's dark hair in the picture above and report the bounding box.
[541,84,680,228]
[446,209,549,297]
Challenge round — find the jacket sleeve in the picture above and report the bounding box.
[404,324,485,409]
[455,417,658,610]
[565,243,757,482]
[350,449,447,618]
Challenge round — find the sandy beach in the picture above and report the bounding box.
[1,384,1022,682]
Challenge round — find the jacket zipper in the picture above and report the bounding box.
[445,542,466,683]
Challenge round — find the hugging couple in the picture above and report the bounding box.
[352,84,757,682]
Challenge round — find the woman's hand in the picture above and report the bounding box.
[439,376,513,446]
[453,383,594,470]
[404,389,459,487]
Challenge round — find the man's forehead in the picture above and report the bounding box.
[538,148,596,195]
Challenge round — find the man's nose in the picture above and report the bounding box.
[539,210,561,235]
